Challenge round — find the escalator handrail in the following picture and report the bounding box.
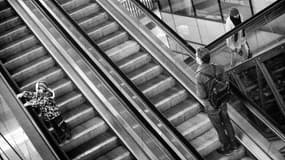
[37,0,203,159]
[206,0,285,51]
[130,0,196,58]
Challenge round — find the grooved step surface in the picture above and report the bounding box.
[117,52,151,73]
[106,41,140,62]
[1,1,132,159]
[57,1,135,159]
[61,117,108,152]
[164,100,201,127]
[69,132,119,160]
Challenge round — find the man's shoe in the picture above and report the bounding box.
[217,147,232,155]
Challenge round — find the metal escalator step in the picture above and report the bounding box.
[150,85,188,112]
[97,146,134,160]
[117,52,151,74]
[68,3,100,22]
[87,21,120,42]
[0,16,22,33]
[0,25,30,46]
[49,78,75,98]
[177,113,212,141]
[68,131,119,160]
[20,67,64,91]
[57,91,86,113]
[138,74,175,98]
[4,45,47,71]
[97,30,129,51]
[11,56,55,83]
[0,7,14,22]
[127,62,163,86]
[60,117,109,152]
[0,35,38,60]
[63,103,97,128]
[106,40,140,62]
[61,0,94,13]
[190,128,220,156]
[164,99,201,127]
[78,11,109,31]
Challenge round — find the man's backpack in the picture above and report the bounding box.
[200,65,231,108]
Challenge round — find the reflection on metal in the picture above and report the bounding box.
[230,72,248,95]
[255,60,285,121]
[119,0,156,17]
[227,41,285,154]
[228,103,284,160]
[127,0,196,58]
[255,62,266,110]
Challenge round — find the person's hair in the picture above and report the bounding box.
[230,8,239,17]
[201,54,210,64]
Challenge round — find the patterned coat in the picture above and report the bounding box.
[19,90,60,121]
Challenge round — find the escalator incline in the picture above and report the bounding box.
[0,1,134,159]
[57,0,220,156]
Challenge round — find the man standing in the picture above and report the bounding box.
[195,47,239,155]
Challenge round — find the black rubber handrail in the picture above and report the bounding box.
[131,0,196,59]
[36,0,204,159]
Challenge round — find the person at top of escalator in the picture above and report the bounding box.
[17,81,71,143]
[195,47,240,155]
[225,8,251,67]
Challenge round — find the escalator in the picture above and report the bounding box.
[37,0,285,159]
[0,1,136,159]
[51,0,227,157]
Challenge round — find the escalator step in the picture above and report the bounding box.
[11,56,55,83]
[61,0,95,13]
[0,35,38,60]
[87,21,120,42]
[117,51,151,73]
[177,113,212,141]
[0,7,14,21]
[69,132,118,160]
[97,146,134,160]
[63,103,97,128]
[0,25,30,45]
[20,67,64,91]
[0,16,22,33]
[127,62,163,86]
[97,30,129,51]
[150,85,188,112]
[49,78,75,98]
[60,117,109,152]
[78,11,109,31]
[57,91,85,113]
[105,40,140,62]
[68,2,100,22]
[164,99,201,127]
[138,74,175,98]
[4,45,47,71]
[191,128,220,156]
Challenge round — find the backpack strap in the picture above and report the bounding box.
[199,65,216,80]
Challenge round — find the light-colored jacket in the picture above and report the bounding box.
[225,16,246,50]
